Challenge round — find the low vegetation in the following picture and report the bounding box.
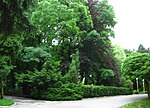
[83,85,132,98]
[29,83,132,101]
[122,98,150,108]
[0,99,14,106]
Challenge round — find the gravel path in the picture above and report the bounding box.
[2,94,148,108]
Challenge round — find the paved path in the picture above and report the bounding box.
[2,94,148,108]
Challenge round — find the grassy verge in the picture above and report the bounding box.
[0,99,14,106]
[122,98,150,108]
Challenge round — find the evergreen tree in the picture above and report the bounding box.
[137,44,146,53]
[0,0,32,98]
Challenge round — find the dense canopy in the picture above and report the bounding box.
[0,0,149,100]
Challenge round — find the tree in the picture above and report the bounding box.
[79,0,120,86]
[137,44,150,53]
[62,50,80,83]
[14,47,52,95]
[137,44,146,53]
[122,52,150,98]
[124,49,134,57]
[29,0,92,75]
[113,44,126,70]
[0,0,32,97]
[1,0,125,99]
[0,0,31,35]
[0,56,12,99]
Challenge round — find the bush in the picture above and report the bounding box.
[120,76,133,90]
[0,99,14,106]
[41,83,83,101]
[19,84,133,101]
[83,85,133,98]
[133,90,139,94]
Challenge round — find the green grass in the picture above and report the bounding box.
[0,99,14,106]
[122,98,150,108]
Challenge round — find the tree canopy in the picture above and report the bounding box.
[122,52,150,98]
[0,0,140,100]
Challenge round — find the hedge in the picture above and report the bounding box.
[83,85,133,98]
[40,83,83,101]
[25,83,133,100]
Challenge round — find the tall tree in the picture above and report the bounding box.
[0,56,12,98]
[137,44,146,53]
[79,0,120,86]
[122,52,150,99]
[0,0,32,98]
[113,44,126,70]
[30,0,92,75]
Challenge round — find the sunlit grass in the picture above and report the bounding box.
[122,98,150,108]
[0,99,14,106]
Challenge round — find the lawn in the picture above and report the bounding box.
[122,98,150,108]
[0,99,14,106]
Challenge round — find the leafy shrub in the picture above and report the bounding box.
[0,99,14,106]
[120,76,133,90]
[41,83,83,101]
[32,84,133,100]
[40,84,132,100]
[83,85,133,98]
[133,90,140,94]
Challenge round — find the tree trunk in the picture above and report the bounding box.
[148,81,150,99]
[0,79,4,99]
[146,80,150,99]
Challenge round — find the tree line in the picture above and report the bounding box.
[0,0,149,99]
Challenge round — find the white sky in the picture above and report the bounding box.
[108,0,150,50]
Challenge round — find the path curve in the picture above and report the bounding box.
[3,94,148,108]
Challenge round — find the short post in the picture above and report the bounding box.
[142,79,145,93]
[136,78,139,92]
[82,77,85,84]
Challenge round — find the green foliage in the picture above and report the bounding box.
[79,0,120,86]
[0,8,25,96]
[122,52,150,98]
[0,1,31,35]
[122,98,150,108]
[29,0,93,75]
[113,44,126,69]
[83,85,133,98]
[0,56,13,99]
[19,47,51,63]
[122,52,150,80]
[85,30,100,40]
[94,68,116,86]
[1,0,127,100]
[17,47,51,72]
[89,0,116,37]
[0,56,13,79]
[100,68,115,80]
[0,34,23,58]
[0,99,14,106]
[120,76,133,90]
[40,83,83,101]
[16,59,61,96]
[62,51,80,83]
[32,84,132,101]
[124,49,134,57]
[137,44,146,53]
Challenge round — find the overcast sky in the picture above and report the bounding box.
[107,0,150,50]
